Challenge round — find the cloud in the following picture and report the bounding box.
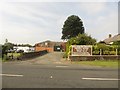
[79,2,106,15]
[85,10,118,41]
[1,2,65,45]
[2,2,59,26]
[0,2,118,45]
[1,0,119,2]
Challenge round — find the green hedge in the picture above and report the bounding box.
[63,43,120,58]
[92,44,119,55]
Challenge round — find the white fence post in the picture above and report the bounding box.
[67,55,70,60]
[116,49,117,56]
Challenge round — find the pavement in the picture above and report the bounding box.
[1,52,119,88]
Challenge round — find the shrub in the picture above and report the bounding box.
[103,50,110,55]
[63,53,68,58]
[92,50,100,55]
[109,51,116,55]
[118,50,120,55]
[2,54,9,61]
[97,44,109,51]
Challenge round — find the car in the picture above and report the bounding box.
[16,50,24,53]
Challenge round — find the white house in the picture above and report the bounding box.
[13,46,35,53]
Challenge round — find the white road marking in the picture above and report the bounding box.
[0,74,23,77]
[50,76,53,79]
[82,78,120,81]
[56,66,68,67]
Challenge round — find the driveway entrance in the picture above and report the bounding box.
[22,52,67,64]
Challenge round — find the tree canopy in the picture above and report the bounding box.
[61,15,85,40]
[68,34,96,45]
[4,42,14,51]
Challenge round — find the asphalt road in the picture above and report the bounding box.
[2,52,119,88]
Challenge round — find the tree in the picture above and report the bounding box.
[2,45,7,58]
[4,42,14,51]
[76,34,96,45]
[68,34,96,45]
[61,15,85,40]
[63,34,96,58]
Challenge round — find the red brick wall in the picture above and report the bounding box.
[35,46,53,52]
[61,42,66,52]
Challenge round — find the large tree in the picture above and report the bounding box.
[61,15,85,40]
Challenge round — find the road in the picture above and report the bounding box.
[2,52,119,88]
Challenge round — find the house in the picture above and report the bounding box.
[103,34,120,44]
[35,40,66,52]
[13,46,35,53]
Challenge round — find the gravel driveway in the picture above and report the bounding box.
[20,52,70,65]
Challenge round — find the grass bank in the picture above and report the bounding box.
[71,60,119,68]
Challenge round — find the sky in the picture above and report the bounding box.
[0,0,119,45]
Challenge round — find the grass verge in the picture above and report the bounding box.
[7,53,22,57]
[71,60,119,68]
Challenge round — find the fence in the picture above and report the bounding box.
[69,45,120,61]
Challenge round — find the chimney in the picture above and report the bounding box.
[109,34,112,38]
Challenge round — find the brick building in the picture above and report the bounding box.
[35,40,66,52]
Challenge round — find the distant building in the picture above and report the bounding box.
[103,34,120,44]
[35,40,66,52]
[13,46,35,53]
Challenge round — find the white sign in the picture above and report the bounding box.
[71,45,92,56]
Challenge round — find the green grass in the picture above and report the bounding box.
[72,60,119,68]
[7,53,22,57]
[1,53,22,62]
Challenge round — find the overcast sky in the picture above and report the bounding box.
[0,0,119,45]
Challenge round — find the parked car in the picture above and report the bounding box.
[16,50,24,53]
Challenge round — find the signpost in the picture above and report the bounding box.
[71,45,92,56]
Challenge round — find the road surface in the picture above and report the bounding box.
[2,52,119,88]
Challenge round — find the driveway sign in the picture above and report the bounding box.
[71,45,92,56]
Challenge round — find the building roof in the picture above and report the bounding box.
[103,34,120,44]
[35,40,64,47]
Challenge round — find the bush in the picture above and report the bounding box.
[109,51,116,55]
[63,53,68,58]
[97,44,109,51]
[103,50,110,55]
[118,51,120,55]
[92,50,100,55]
[92,44,119,55]
[2,54,9,61]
